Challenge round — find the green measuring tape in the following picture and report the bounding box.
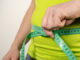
[20,25,80,60]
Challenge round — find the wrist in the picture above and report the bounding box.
[10,42,21,51]
[10,45,19,51]
[72,0,80,7]
[72,0,80,18]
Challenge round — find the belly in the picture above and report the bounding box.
[29,0,80,59]
[30,20,80,60]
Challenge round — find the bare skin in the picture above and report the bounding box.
[42,0,80,38]
[3,0,35,60]
[3,0,80,60]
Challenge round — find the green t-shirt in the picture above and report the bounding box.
[27,0,80,60]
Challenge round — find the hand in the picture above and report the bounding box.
[3,48,20,60]
[42,0,80,38]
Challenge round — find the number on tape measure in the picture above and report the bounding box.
[20,25,79,60]
[54,32,77,60]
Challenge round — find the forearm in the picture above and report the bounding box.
[11,18,31,51]
[71,0,80,18]
[61,0,80,19]
[10,0,35,51]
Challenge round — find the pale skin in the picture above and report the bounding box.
[3,0,35,60]
[3,0,80,60]
[42,0,80,38]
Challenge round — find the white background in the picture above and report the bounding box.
[0,0,32,60]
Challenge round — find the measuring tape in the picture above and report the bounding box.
[20,25,80,60]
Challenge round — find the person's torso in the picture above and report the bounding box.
[27,0,80,60]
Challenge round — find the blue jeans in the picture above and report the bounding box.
[26,53,35,60]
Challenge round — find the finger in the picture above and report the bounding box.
[42,8,50,28]
[43,29,54,38]
[46,15,58,30]
[58,20,66,28]
[51,15,62,29]
[46,10,53,30]
[65,19,75,26]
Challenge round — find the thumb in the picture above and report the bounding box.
[65,19,75,26]
[42,8,49,28]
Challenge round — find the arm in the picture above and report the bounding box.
[11,0,35,51]
[3,0,35,60]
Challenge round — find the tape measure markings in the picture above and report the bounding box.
[20,25,80,60]
[54,33,77,60]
